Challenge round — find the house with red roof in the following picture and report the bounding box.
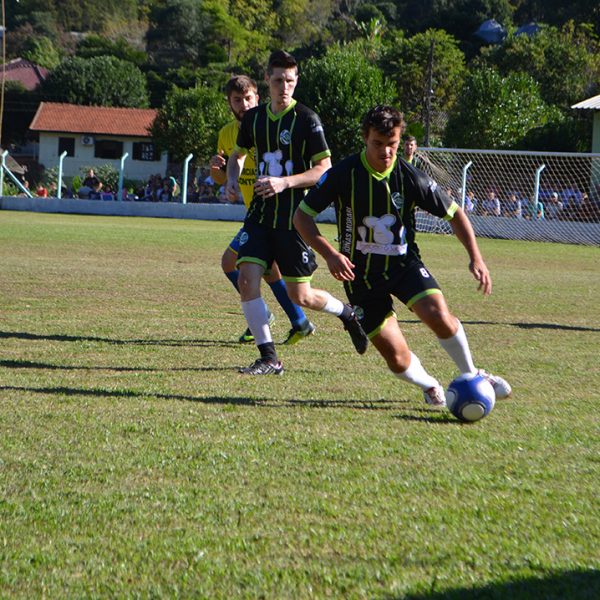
[0,58,48,91]
[29,102,167,181]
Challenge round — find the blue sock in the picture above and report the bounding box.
[225,270,240,293]
[268,279,306,328]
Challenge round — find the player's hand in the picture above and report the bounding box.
[226,182,240,203]
[326,252,355,282]
[209,152,226,170]
[470,259,492,295]
[255,176,288,199]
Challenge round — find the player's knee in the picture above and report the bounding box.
[386,346,411,372]
[221,250,236,273]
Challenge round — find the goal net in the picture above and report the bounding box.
[414,147,600,246]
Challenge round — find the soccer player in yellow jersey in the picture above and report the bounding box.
[210,75,314,345]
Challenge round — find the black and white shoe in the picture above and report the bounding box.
[342,305,368,355]
[239,358,284,375]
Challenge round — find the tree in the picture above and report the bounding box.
[76,35,147,67]
[150,84,231,166]
[295,42,396,162]
[381,29,466,137]
[22,36,62,69]
[445,67,561,149]
[480,21,600,109]
[41,56,150,108]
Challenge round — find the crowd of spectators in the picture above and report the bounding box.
[452,184,600,223]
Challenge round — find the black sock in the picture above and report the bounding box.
[257,342,278,363]
[339,303,354,322]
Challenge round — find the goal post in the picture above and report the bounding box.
[415,147,600,246]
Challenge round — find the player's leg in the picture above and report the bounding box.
[222,229,273,344]
[410,280,511,398]
[262,261,314,345]
[237,224,282,375]
[361,295,445,406]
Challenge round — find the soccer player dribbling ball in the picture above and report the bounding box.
[210,75,315,347]
[226,50,368,375]
[294,105,511,405]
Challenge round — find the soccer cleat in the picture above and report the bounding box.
[239,358,284,375]
[283,320,316,345]
[423,385,447,407]
[238,311,275,343]
[342,305,369,354]
[478,369,512,399]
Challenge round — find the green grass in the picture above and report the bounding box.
[0,210,599,599]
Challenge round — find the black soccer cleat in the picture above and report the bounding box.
[341,305,368,355]
[239,358,284,375]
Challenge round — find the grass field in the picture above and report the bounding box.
[0,210,599,599]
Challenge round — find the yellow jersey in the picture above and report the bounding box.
[217,119,256,208]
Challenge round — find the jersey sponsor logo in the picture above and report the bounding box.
[391,192,404,210]
[239,231,249,246]
[279,130,291,145]
[356,214,407,256]
[428,180,438,192]
[342,207,353,254]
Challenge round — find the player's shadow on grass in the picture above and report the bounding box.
[398,318,600,333]
[388,568,600,600]
[1,384,428,412]
[0,385,265,406]
[0,331,240,347]
[0,359,230,373]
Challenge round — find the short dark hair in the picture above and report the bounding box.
[224,75,257,99]
[361,105,405,137]
[404,135,417,144]
[267,50,298,75]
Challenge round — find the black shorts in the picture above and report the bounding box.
[236,220,318,282]
[346,259,443,338]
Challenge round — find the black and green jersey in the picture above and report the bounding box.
[235,99,331,230]
[300,151,459,292]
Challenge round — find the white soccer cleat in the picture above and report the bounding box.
[423,385,447,407]
[478,370,512,399]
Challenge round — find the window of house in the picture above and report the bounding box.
[94,139,124,160]
[132,142,159,161]
[58,137,75,157]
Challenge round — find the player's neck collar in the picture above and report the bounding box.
[268,98,297,121]
[360,150,397,181]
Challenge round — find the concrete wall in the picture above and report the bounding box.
[0,196,337,224]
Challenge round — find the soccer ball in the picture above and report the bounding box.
[446,372,496,423]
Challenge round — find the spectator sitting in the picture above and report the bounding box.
[545,192,563,220]
[157,179,173,202]
[481,190,501,216]
[101,185,115,201]
[81,169,103,199]
[36,184,48,197]
[503,192,522,218]
[464,190,477,213]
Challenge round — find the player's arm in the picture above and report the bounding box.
[209,151,227,186]
[449,207,492,296]
[225,148,247,202]
[256,156,332,199]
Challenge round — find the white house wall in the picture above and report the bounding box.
[38,132,168,182]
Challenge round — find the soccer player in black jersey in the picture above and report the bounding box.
[294,105,511,406]
[226,50,368,375]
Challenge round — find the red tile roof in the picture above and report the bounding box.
[0,58,48,91]
[29,102,157,137]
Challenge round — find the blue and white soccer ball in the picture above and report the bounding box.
[446,372,496,423]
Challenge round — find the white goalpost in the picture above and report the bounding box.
[414,147,600,246]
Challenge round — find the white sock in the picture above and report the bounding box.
[320,292,344,316]
[241,298,272,346]
[393,352,439,391]
[438,320,477,374]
